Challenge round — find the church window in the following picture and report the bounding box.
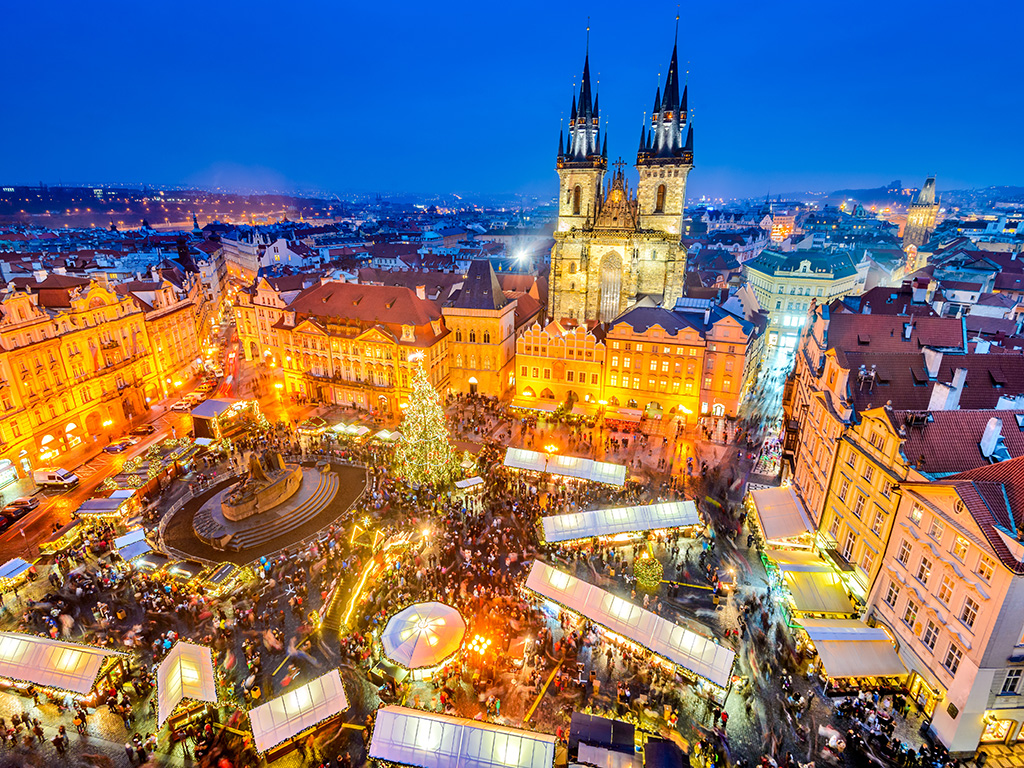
[566,189,572,205]
[483,331,491,344]
[455,330,462,342]
[572,186,581,215]
[469,330,476,343]
[569,262,576,274]
[655,184,666,213]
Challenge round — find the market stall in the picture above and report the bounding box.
[504,448,627,487]
[157,641,218,728]
[374,429,401,442]
[765,549,856,618]
[204,562,250,598]
[0,559,33,589]
[381,602,466,680]
[524,561,734,688]
[39,519,85,555]
[795,618,906,694]
[73,496,134,521]
[191,398,261,441]
[746,486,815,549]
[114,528,152,563]
[541,500,700,544]
[248,669,349,759]
[0,632,125,697]
[369,705,556,768]
[510,396,559,414]
[133,552,171,573]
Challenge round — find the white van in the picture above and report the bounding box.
[33,467,80,489]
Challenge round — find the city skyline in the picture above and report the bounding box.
[3,0,1021,200]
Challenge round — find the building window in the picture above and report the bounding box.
[864,465,874,485]
[928,519,945,541]
[655,184,666,213]
[469,330,476,343]
[842,531,855,560]
[910,505,923,525]
[903,600,918,628]
[923,621,940,651]
[704,376,712,389]
[978,555,995,582]
[543,369,551,380]
[952,536,969,561]
[943,643,963,675]
[917,557,932,586]
[532,368,539,378]
[591,373,598,385]
[961,597,979,629]
[572,185,581,215]
[868,431,884,450]
[521,366,527,377]
[871,510,885,536]
[610,374,618,387]
[1002,669,1023,695]
[938,575,955,605]
[838,477,850,502]
[483,331,491,344]
[884,580,900,608]
[828,516,840,539]
[881,480,892,499]
[858,549,874,574]
[853,495,866,518]
[897,540,912,566]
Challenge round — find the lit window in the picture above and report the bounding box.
[903,600,918,628]
[978,555,995,582]
[838,477,850,501]
[917,557,932,585]
[952,536,969,561]
[938,575,955,605]
[910,505,924,525]
[928,518,945,541]
[871,510,885,536]
[1002,669,1022,695]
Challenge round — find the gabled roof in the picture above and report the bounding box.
[891,409,1024,476]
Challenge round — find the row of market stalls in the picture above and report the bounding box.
[745,485,907,693]
[295,415,399,443]
[504,448,627,487]
[540,500,701,545]
[525,561,735,691]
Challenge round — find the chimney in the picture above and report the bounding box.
[980,418,1003,460]
[923,347,943,380]
[947,368,968,410]
[912,280,927,304]
[415,285,426,301]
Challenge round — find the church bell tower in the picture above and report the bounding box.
[555,50,607,233]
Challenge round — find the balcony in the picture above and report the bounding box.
[304,371,392,389]
[100,339,119,350]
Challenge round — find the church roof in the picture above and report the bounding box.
[449,259,508,311]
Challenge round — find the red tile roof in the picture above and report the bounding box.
[891,409,1024,475]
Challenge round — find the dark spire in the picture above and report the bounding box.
[558,130,564,158]
[593,92,599,122]
[681,85,688,121]
[579,54,593,120]
[684,121,693,153]
[637,123,647,154]
[661,41,680,114]
[651,87,662,121]
[601,133,607,159]
[570,92,577,122]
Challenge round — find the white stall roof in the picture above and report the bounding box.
[797,619,906,678]
[369,705,556,768]
[118,540,152,562]
[524,562,734,687]
[0,559,32,582]
[455,477,484,490]
[0,632,121,694]
[157,641,217,725]
[504,448,626,487]
[749,486,814,542]
[248,669,349,753]
[542,500,700,543]
[767,550,855,616]
[578,744,640,768]
[114,528,146,549]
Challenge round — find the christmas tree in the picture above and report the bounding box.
[394,356,459,488]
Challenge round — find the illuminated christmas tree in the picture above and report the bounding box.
[394,356,459,487]
[634,548,664,593]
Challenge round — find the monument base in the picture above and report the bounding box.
[222,464,302,521]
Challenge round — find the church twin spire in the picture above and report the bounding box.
[559,45,606,168]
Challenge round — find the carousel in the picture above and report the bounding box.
[380,602,467,681]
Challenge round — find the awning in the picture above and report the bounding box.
[767,550,855,616]
[381,602,466,670]
[0,632,122,694]
[606,408,642,423]
[511,396,558,413]
[525,561,734,687]
[569,712,634,754]
[542,500,700,543]
[74,498,130,517]
[118,540,153,562]
[157,641,217,725]
[114,528,146,549]
[454,477,484,490]
[195,437,214,447]
[248,669,350,753]
[190,398,241,420]
[374,429,400,441]
[0,559,33,582]
[797,619,907,678]
[749,486,814,542]
[369,705,556,768]
[571,402,598,417]
[504,448,626,487]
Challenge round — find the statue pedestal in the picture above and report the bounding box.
[222,464,303,521]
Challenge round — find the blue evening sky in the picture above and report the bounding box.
[2,0,1018,200]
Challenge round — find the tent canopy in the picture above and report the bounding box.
[369,705,556,768]
[114,528,146,549]
[510,397,558,413]
[749,486,814,542]
[157,641,217,725]
[569,712,634,754]
[525,561,734,687]
[190,398,240,420]
[542,501,699,543]
[0,632,121,694]
[75,498,130,517]
[382,602,466,670]
[248,669,349,753]
[797,619,906,678]
[118,540,152,562]
[578,745,639,768]
[455,477,484,490]
[767,550,854,615]
[504,448,626,487]
[0,559,32,582]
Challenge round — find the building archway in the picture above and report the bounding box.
[712,403,725,416]
[599,252,623,323]
[468,376,478,395]
[540,388,555,399]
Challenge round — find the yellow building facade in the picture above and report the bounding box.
[514,322,606,410]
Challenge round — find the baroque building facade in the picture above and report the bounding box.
[548,36,693,324]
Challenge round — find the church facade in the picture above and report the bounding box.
[547,36,694,325]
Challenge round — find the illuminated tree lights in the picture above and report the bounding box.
[634,550,663,593]
[393,358,458,488]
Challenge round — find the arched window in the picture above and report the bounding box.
[655,184,666,213]
[455,329,462,342]
[469,330,476,343]
[572,185,581,215]
[456,354,463,367]
[566,189,572,205]
[483,331,491,344]
[569,262,576,274]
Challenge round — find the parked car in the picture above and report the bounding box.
[33,468,79,489]
[0,515,12,533]
[104,438,135,454]
[170,400,191,412]
[4,497,39,512]
[130,424,157,436]
[1,504,31,521]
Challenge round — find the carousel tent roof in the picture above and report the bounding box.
[248,669,349,753]
[382,602,467,670]
[525,561,734,687]
[0,632,121,694]
[0,559,32,582]
[504,448,626,486]
[190,398,240,420]
[542,500,700,543]
[749,486,814,542]
[797,619,906,678]
[369,705,556,768]
[157,641,217,725]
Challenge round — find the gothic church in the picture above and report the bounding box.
[547,32,694,324]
